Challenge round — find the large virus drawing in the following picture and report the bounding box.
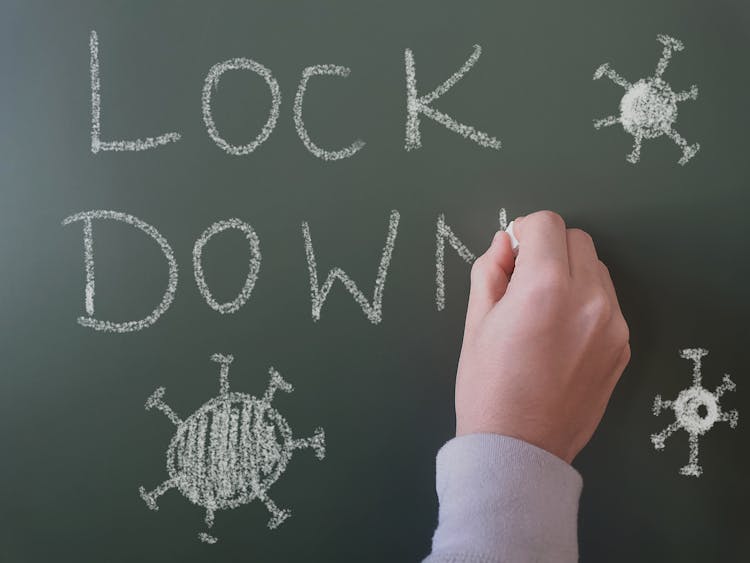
[651,348,738,477]
[593,34,700,165]
[139,354,326,543]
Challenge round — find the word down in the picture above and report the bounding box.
[62,209,508,333]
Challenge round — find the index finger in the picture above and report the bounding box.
[512,210,569,277]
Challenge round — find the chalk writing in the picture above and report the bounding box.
[89,31,181,153]
[62,210,514,328]
[498,208,508,231]
[302,210,400,324]
[593,34,699,165]
[193,219,262,314]
[139,354,325,543]
[202,58,282,155]
[405,45,502,151]
[62,210,178,333]
[294,65,366,160]
[436,209,507,311]
[89,32,511,157]
[651,348,738,477]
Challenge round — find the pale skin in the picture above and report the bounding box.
[455,210,631,463]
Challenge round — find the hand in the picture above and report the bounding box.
[455,211,630,463]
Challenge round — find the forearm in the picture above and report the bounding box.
[423,434,583,563]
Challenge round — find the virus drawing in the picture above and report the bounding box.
[651,348,738,477]
[139,354,326,544]
[593,34,699,165]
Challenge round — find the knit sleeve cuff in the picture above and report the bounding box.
[425,433,582,563]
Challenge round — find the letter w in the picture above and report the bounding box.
[302,211,400,324]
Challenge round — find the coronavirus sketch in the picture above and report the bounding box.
[651,348,738,477]
[139,354,326,543]
[593,34,699,165]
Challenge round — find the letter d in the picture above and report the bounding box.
[62,210,178,333]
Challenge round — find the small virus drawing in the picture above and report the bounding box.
[593,34,700,165]
[139,354,326,544]
[651,348,738,477]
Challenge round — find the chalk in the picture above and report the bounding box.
[435,208,510,311]
[505,220,520,256]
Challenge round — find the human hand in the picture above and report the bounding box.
[455,211,630,463]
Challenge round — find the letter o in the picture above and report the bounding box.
[201,58,281,155]
[193,219,262,314]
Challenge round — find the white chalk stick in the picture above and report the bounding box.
[505,220,520,256]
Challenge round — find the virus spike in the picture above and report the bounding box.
[259,493,291,529]
[199,533,218,544]
[715,374,737,398]
[651,421,680,450]
[652,395,673,416]
[205,507,215,528]
[593,63,630,88]
[294,427,326,460]
[211,353,234,396]
[721,409,739,429]
[264,367,294,403]
[680,464,702,478]
[678,143,700,166]
[666,128,700,166]
[652,395,663,415]
[626,135,643,164]
[657,34,685,51]
[679,433,702,477]
[139,479,176,510]
[654,34,684,77]
[680,348,708,384]
[593,115,619,129]
[675,85,699,102]
[144,387,182,425]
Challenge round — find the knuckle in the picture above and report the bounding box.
[584,288,611,319]
[530,210,566,231]
[598,260,611,276]
[569,228,594,247]
[612,316,630,345]
[622,343,632,363]
[470,255,487,282]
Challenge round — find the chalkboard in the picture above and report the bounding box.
[1,1,748,561]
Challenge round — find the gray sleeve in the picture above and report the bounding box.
[422,433,583,563]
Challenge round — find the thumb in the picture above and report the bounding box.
[465,231,515,331]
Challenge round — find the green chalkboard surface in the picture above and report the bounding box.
[1,1,748,561]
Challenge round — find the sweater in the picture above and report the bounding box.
[422,433,583,563]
